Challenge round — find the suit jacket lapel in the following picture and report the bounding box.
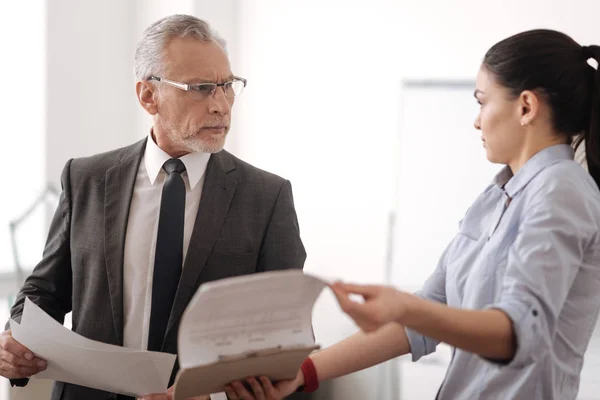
[164,151,238,342]
[104,138,146,346]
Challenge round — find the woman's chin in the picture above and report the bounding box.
[484,150,503,165]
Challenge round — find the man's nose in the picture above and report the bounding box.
[208,87,231,115]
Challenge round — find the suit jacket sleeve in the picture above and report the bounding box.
[7,160,75,387]
[257,180,306,272]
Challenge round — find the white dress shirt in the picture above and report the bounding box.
[123,133,211,351]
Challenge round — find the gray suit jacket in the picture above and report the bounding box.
[8,138,306,400]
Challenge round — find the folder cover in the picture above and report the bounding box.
[171,270,328,399]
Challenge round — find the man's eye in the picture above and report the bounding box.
[194,85,214,94]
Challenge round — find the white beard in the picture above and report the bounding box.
[169,130,226,153]
[161,119,227,153]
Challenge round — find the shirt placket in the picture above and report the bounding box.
[487,190,511,241]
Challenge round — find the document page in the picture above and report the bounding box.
[11,298,176,397]
[178,270,328,368]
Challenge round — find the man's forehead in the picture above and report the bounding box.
[163,38,232,81]
[165,37,227,61]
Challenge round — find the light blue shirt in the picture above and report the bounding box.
[406,144,600,399]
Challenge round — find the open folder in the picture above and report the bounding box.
[172,270,329,400]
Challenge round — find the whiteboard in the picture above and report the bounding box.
[388,81,500,292]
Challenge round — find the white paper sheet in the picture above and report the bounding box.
[11,298,176,397]
[20,297,138,353]
[177,270,328,368]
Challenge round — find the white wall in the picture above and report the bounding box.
[46,0,139,187]
[0,0,46,278]
[0,1,46,396]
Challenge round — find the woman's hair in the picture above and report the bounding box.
[482,29,600,187]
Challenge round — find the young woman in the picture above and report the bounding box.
[224,29,600,400]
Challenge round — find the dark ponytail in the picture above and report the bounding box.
[482,30,600,188]
[580,45,600,188]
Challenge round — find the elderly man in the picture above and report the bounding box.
[0,14,306,400]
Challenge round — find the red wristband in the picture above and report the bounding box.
[298,357,319,393]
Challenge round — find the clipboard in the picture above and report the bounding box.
[171,270,330,400]
[172,344,320,400]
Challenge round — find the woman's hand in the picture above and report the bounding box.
[330,282,409,332]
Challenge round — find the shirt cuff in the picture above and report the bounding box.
[486,296,545,368]
[405,325,439,362]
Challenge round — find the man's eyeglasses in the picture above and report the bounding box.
[148,76,247,100]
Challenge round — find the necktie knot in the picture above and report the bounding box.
[163,158,186,175]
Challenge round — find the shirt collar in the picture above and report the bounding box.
[144,131,212,190]
[493,144,574,197]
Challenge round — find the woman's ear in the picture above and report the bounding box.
[517,90,540,126]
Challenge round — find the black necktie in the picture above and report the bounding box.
[147,158,186,352]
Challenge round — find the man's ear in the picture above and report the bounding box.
[136,80,159,115]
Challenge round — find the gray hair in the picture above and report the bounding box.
[134,14,227,81]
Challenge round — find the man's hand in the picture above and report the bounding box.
[0,329,47,379]
[136,385,209,400]
[223,372,303,400]
[136,395,209,400]
[139,369,304,400]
